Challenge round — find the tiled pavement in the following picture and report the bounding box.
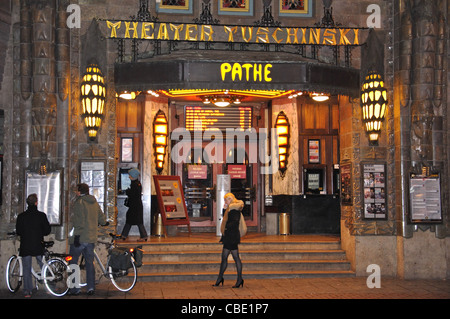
[1,277,447,318]
[1,276,448,300]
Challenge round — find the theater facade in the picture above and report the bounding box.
[0,0,449,279]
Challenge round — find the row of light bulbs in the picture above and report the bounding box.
[288,91,330,102]
[117,90,160,100]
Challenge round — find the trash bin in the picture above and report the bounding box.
[279,213,290,235]
[154,213,164,237]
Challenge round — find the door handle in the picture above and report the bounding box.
[250,185,256,202]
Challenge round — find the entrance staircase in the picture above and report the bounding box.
[117,233,355,282]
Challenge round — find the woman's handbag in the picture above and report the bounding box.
[239,213,247,237]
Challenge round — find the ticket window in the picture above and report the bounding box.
[183,148,213,221]
[225,148,253,219]
[304,168,325,195]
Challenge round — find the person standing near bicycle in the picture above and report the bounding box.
[15,193,51,298]
[68,183,108,295]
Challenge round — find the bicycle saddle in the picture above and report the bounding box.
[43,241,54,248]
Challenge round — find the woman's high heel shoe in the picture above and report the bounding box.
[232,279,244,288]
[212,278,224,287]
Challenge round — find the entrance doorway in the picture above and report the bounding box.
[173,137,259,231]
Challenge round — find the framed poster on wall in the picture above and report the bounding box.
[153,175,191,232]
[308,139,320,163]
[80,161,106,213]
[361,163,387,219]
[25,170,63,225]
[409,172,442,223]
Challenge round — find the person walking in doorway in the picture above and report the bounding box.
[213,192,247,288]
[120,168,148,241]
[68,183,108,295]
[16,194,51,298]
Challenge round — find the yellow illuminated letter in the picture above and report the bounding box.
[241,27,253,43]
[285,28,299,44]
[309,28,321,44]
[170,24,184,41]
[157,23,169,40]
[125,21,139,39]
[256,27,269,43]
[141,22,154,39]
[201,25,214,41]
[323,28,336,45]
[107,21,121,38]
[185,24,198,41]
[264,64,272,82]
[224,26,238,42]
[272,28,284,44]
[353,29,359,45]
[221,63,232,81]
[242,64,253,81]
[300,28,307,44]
[253,64,262,82]
[339,29,351,45]
[232,63,242,81]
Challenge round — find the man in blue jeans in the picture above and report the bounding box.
[69,183,107,295]
[16,194,51,297]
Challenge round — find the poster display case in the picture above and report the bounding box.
[361,163,387,219]
[80,161,106,213]
[25,170,63,225]
[153,175,191,232]
[409,173,442,223]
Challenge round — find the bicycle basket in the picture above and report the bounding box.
[133,245,144,268]
[109,247,133,271]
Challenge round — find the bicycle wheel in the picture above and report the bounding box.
[6,255,22,293]
[42,258,70,297]
[108,259,137,292]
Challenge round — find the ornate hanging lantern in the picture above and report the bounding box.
[361,71,387,144]
[274,111,290,177]
[80,64,106,140]
[153,110,168,174]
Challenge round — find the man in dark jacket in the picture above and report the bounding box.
[68,183,107,295]
[16,193,51,297]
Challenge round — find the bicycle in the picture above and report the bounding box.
[5,232,72,297]
[75,233,138,292]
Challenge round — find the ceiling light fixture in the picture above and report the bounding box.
[310,92,330,102]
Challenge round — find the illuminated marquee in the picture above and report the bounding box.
[105,21,362,46]
[221,63,272,82]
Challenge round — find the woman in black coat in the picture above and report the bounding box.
[213,193,246,288]
[120,168,148,241]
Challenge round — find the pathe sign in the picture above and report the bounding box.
[105,20,363,46]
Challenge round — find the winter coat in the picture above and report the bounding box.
[220,200,246,250]
[125,179,144,225]
[70,194,106,244]
[16,205,51,256]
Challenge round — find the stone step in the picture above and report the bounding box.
[136,269,356,282]
[143,249,348,262]
[117,234,355,281]
[124,241,343,252]
[138,259,351,273]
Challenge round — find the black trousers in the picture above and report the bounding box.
[120,223,148,238]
